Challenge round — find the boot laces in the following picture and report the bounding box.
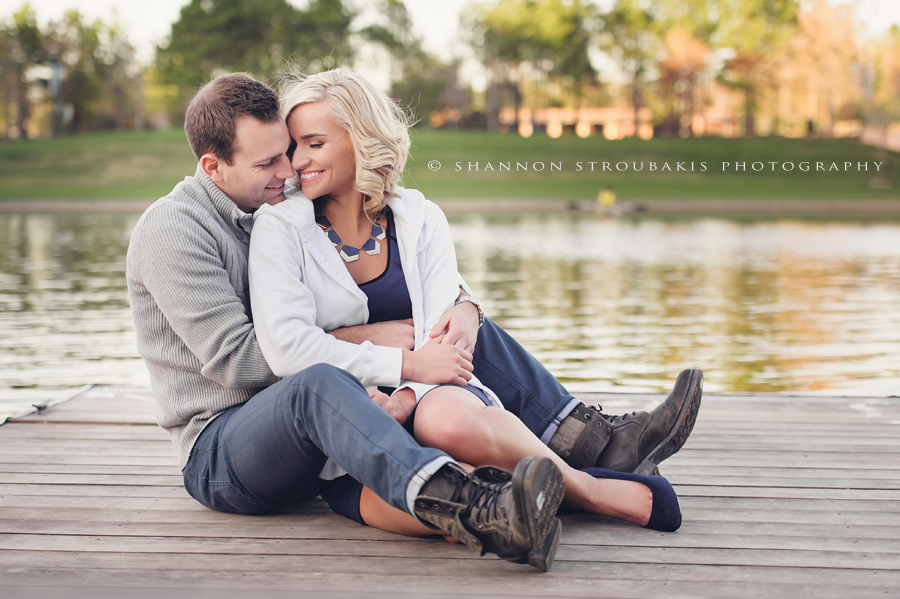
[601,410,638,424]
[463,476,507,527]
[441,465,470,504]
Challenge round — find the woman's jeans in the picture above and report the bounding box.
[472,318,580,444]
[183,363,451,515]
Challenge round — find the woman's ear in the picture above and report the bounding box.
[200,154,224,183]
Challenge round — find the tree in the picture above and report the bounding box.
[2,4,44,140]
[650,0,798,136]
[156,0,355,114]
[658,25,709,137]
[863,25,900,188]
[40,10,140,133]
[465,0,596,131]
[390,54,469,127]
[600,0,661,136]
[357,0,421,83]
[779,0,859,136]
[713,0,799,136]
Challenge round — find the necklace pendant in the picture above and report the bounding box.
[326,229,342,247]
[362,237,380,256]
[316,212,385,263]
[339,246,360,263]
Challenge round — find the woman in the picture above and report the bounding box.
[248,68,680,537]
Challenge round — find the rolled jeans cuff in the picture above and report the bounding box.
[540,398,582,445]
[405,455,456,529]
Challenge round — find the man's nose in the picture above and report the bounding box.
[276,154,294,179]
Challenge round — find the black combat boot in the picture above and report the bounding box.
[414,457,565,571]
[549,368,703,475]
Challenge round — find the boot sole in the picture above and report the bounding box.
[512,457,565,569]
[634,369,703,476]
[527,517,561,572]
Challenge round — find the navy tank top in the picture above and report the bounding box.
[358,210,413,324]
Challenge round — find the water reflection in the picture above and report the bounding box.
[0,213,145,416]
[451,215,900,396]
[1,211,898,418]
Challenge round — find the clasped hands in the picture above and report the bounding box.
[344,301,481,423]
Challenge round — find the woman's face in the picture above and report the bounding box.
[287,100,357,203]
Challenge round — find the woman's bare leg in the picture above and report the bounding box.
[357,462,474,540]
[358,486,436,536]
[414,387,654,526]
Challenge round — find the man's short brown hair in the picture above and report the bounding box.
[184,73,280,165]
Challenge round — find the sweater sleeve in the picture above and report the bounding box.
[129,201,278,390]
[248,210,403,386]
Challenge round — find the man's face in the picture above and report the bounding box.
[211,116,294,212]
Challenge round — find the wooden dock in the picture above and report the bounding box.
[1,386,898,598]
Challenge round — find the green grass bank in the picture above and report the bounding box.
[1,128,897,200]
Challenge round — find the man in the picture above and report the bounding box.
[126,72,701,569]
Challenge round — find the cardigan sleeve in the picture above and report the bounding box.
[414,200,465,342]
[248,209,403,386]
[395,197,491,403]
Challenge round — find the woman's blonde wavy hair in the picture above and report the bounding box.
[279,67,413,214]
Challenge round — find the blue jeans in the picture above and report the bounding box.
[183,363,452,516]
[472,318,580,444]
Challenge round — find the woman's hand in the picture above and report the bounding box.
[429,302,479,353]
[368,387,416,423]
[401,337,473,385]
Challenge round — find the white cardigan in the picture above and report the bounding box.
[248,188,500,477]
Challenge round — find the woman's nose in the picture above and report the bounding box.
[292,150,309,171]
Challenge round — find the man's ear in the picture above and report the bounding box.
[200,154,224,183]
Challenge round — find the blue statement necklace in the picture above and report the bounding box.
[315,213,386,263]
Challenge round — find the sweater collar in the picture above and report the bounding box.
[193,164,251,234]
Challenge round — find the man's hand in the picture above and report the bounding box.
[401,335,473,385]
[329,319,415,350]
[368,387,416,423]
[429,301,480,353]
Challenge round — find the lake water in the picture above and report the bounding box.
[1,210,898,419]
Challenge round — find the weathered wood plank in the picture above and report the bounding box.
[0,453,178,469]
[0,564,896,599]
[0,484,189,498]
[0,533,896,571]
[0,509,894,539]
[0,473,183,486]
[661,456,900,469]
[0,425,168,441]
[0,440,173,451]
[2,548,897,586]
[0,519,896,554]
[0,464,179,475]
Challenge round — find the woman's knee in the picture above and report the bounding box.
[414,389,487,449]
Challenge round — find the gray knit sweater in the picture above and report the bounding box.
[126,166,280,468]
